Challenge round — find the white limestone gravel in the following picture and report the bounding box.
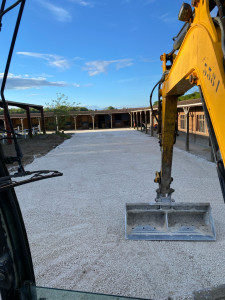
[15,129,225,299]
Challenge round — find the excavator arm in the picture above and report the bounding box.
[125,0,221,241]
[156,0,225,202]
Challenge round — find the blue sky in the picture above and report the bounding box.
[1,0,191,109]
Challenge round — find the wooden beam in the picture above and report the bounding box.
[145,111,147,134]
[38,118,41,132]
[110,114,113,129]
[55,116,59,132]
[136,112,138,130]
[73,116,77,130]
[183,107,190,151]
[4,102,12,144]
[26,106,33,138]
[92,115,95,130]
[20,118,24,131]
[40,108,46,134]
[150,110,154,136]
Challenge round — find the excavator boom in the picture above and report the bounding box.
[159,0,225,202]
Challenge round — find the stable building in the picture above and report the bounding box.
[0,99,210,149]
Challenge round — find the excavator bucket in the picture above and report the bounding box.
[125,202,216,241]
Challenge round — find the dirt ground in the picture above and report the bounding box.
[1,133,72,170]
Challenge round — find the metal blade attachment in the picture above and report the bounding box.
[125,202,216,241]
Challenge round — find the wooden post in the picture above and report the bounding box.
[193,108,196,143]
[136,112,138,130]
[130,113,133,128]
[26,106,33,138]
[73,116,77,130]
[190,112,194,143]
[109,114,113,128]
[4,102,12,144]
[92,115,95,130]
[140,112,143,132]
[55,116,59,132]
[20,118,24,131]
[144,111,147,134]
[150,110,154,136]
[38,118,41,132]
[183,107,190,151]
[40,107,46,134]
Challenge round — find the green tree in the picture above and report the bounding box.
[45,93,79,132]
[106,106,115,110]
[153,91,200,106]
[178,91,200,101]
[0,107,40,115]
[77,107,89,111]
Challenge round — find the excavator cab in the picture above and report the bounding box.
[125,0,225,241]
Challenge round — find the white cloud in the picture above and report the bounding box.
[38,1,72,22]
[73,83,81,87]
[73,56,84,61]
[115,59,133,70]
[68,0,94,7]
[49,58,70,69]
[159,12,176,23]
[84,60,111,76]
[83,59,133,76]
[139,57,158,63]
[73,82,93,87]
[17,52,71,70]
[0,73,67,90]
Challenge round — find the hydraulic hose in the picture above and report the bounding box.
[149,80,161,123]
[149,71,169,127]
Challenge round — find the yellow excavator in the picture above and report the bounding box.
[0,0,225,299]
[126,0,225,241]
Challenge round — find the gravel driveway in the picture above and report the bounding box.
[16,129,225,299]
